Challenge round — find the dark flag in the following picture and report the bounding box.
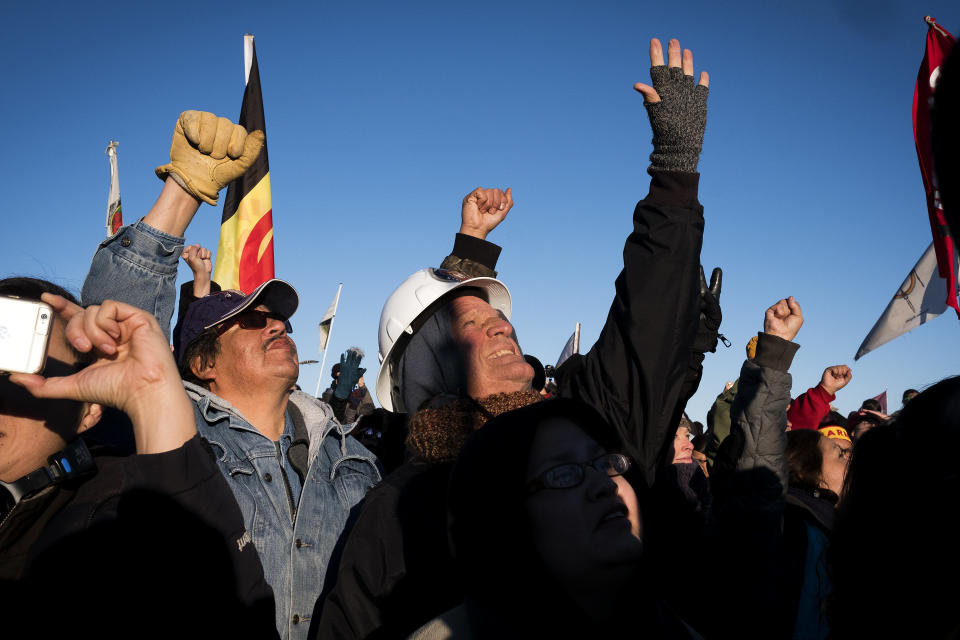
[214,34,275,293]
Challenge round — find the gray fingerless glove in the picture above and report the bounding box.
[644,66,708,173]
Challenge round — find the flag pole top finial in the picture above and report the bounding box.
[925,16,936,25]
[105,140,119,154]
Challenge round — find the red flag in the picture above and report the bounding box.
[871,390,888,415]
[914,16,958,316]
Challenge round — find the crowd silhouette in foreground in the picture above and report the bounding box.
[2,36,959,639]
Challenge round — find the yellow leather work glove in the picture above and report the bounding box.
[155,110,265,206]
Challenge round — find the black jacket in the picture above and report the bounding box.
[0,435,277,638]
[318,169,706,639]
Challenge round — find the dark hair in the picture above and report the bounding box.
[829,376,960,638]
[902,388,918,404]
[524,354,546,392]
[785,430,837,502]
[691,433,708,454]
[859,398,882,412]
[0,277,80,305]
[178,327,220,389]
[818,410,847,430]
[689,420,705,438]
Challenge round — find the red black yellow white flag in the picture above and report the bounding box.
[214,34,275,293]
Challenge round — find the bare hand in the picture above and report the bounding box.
[459,187,514,240]
[182,244,212,277]
[10,295,195,453]
[182,244,213,297]
[763,296,803,342]
[633,38,709,103]
[819,365,852,395]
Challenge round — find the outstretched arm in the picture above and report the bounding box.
[558,37,709,487]
[788,365,852,430]
[81,111,263,339]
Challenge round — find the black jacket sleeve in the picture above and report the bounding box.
[556,170,705,487]
[439,233,502,278]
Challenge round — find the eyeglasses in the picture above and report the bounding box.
[216,309,293,336]
[526,453,632,495]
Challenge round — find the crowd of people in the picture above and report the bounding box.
[2,35,959,639]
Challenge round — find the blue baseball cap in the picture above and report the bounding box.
[176,279,299,365]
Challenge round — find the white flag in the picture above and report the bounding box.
[855,242,958,360]
[556,322,581,368]
[105,141,123,235]
[318,284,342,352]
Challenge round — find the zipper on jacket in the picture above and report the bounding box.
[0,500,21,533]
[274,441,298,524]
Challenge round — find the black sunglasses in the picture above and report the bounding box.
[216,309,293,336]
[526,453,632,495]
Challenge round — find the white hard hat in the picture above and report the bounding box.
[376,267,511,412]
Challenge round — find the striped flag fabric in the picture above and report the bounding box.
[105,141,123,235]
[213,34,275,293]
[914,16,957,315]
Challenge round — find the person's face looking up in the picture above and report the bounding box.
[525,418,643,585]
[672,425,694,464]
[203,304,299,393]
[0,314,100,482]
[819,434,850,497]
[448,295,533,399]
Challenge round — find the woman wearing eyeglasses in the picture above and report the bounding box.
[410,398,701,639]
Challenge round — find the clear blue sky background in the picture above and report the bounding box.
[3,0,958,423]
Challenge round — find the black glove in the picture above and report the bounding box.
[644,66,709,173]
[334,347,366,400]
[693,266,722,354]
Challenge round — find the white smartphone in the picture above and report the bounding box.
[0,296,53,375]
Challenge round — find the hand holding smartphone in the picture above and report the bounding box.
[0,296,53,375]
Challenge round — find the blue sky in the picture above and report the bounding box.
[3,0,958,422]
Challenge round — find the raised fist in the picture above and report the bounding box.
[763,296,803,342]
[459,187,514,240]
[819,365,853,396]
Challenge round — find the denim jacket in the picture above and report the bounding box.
[185,383,380,639]
[81,220,381,638]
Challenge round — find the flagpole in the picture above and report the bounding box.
[573,322,581,355]
[314,283,343,397]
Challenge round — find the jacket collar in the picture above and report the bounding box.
[182,382,354,461]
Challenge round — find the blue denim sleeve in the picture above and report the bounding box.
[81,220,184,340]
